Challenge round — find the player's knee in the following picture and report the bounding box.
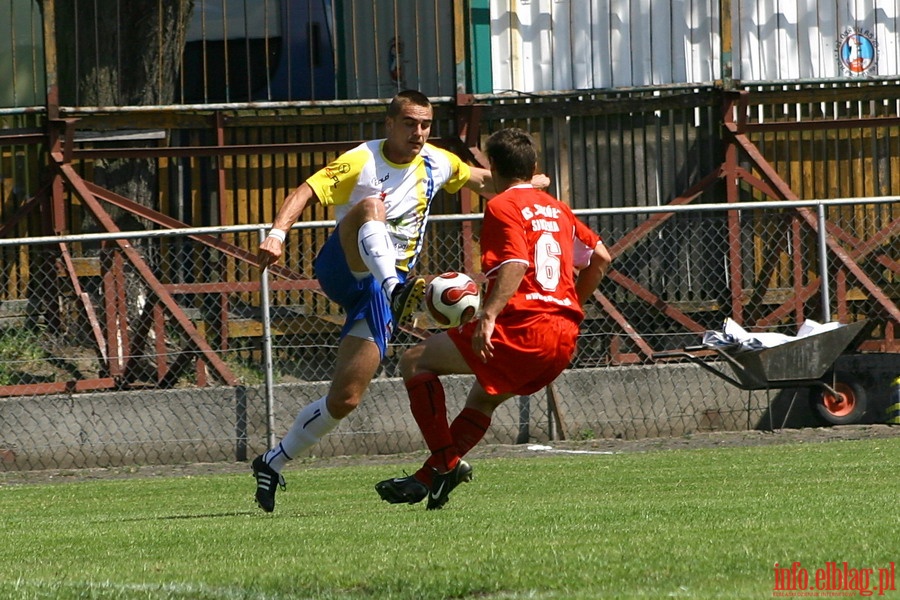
[473,396,505,415]
[398,344,424,382]
[325,393,361,419]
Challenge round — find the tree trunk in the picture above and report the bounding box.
[54,0,193,227]
[47,1,196,379]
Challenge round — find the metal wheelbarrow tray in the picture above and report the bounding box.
[653,319,869,396]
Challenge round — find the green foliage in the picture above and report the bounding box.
[221,354,266,386]
[0,438,897,599]
[0,327,44,362]
[0,326,47,386]
[574,427,596,441]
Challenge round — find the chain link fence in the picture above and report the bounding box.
[0,198,897,471]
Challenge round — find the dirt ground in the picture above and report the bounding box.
[2,424,898,486]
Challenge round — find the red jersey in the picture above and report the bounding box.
[480,185,601,324]
[448,185,602,395]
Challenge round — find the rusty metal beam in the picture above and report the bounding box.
[735,166,780,201]
[592,290,655,360]
[727,125,900,324]
[101,246,126,377]
[596,166,729,342]
[605,269,708,335]
[58,243,108,364]
[829,217,900,275]
[83,181,303,281]
[455,95,490,168]
[0,185,48,239]
[757,226,900,328]
[0,377,119,398]
[53,154,240,386]
[607,166,724,258]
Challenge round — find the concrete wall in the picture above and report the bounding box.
[2,355,897,471]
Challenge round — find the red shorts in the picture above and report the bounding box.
[448,312,580,396]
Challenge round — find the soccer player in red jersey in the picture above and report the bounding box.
[376,127,612,509]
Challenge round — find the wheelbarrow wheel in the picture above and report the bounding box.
[811,379,867,425]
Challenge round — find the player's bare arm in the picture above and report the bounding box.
[463,166,497,197]
[465,167,551,199]
[574,242,612,305]
[530,173,551,189]
[258,181,316,269]
[472,261,528,363]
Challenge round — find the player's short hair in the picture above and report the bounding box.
[387,90,432,118]
[485,128,537,181]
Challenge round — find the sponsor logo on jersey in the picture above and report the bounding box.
[324,163,351,187]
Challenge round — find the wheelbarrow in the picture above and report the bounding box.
[652,319,870,427]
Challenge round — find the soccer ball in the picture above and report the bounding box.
[425,272,481,328]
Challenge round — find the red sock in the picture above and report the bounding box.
[449,407,491,457]
[418,407,491,482]
[407,372,456,474]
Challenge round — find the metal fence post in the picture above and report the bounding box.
[234,384,247,461]
[816,203,831,323]
[516,395,530,444]
[258,227,276,450]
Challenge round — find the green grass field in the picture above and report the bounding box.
[1,438,898,599]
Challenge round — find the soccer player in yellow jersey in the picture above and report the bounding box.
[251,90,545,512]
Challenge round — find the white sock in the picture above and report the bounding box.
[264,396,340,472]
[357,221,399,296]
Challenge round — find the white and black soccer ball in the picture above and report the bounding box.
[425,272,481,328]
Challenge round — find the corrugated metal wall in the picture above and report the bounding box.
[489,0,721,90]
[734,0,900,80]
[490,0,900,92]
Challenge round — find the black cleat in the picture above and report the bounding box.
[389,277,426,326]
[375,474,428,505]
[252,455,285,513]
[426,460,473,511]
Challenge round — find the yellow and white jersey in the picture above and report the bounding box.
[306,140,470,272]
